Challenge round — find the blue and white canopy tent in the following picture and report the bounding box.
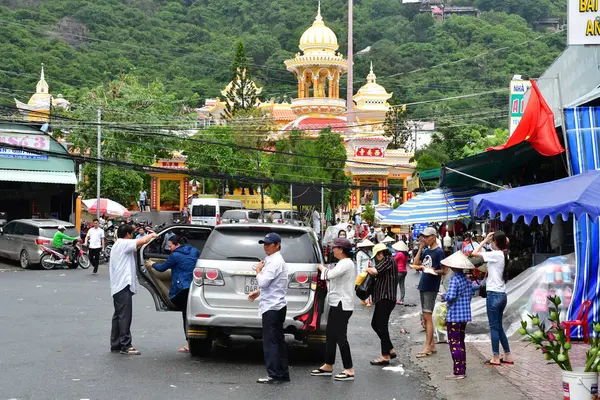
[380,187,487,225]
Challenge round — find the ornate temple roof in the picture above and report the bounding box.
[354,62,393,112]
[299,2,338,55]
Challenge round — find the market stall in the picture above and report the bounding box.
[470,169,600,338]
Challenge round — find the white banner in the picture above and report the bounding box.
[0,133,50,160]
[568,0,600,45]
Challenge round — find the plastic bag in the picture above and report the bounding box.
[433,302,448,332]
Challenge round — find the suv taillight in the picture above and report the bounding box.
[35,239,51,245]
[243,218,249,223]
[193,268,225,286]
[289,271,317,290]
[216,213,221,226]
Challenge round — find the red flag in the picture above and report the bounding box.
[488,80,564,156]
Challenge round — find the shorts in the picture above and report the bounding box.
[420,291,438,313]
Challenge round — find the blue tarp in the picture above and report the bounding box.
[469,170,600,224]
[375,209,393,221]
[380,187,486,225]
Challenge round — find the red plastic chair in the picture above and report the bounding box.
[564,300,592,343]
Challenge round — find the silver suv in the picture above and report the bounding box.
[137,224,328,357]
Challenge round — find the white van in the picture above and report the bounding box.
[188,198,245,227]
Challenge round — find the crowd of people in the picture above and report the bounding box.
[104,218,512,384]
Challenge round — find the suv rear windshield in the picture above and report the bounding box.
[40,227,79,238]
[222,211,247,220]
[192,205,216,217]
[201,229,320,264]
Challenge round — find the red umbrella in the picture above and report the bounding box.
[82,198,131,218]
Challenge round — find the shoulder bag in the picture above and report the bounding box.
[355,272,375,301]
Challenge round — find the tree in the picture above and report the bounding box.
[79,164,144,207]
[362,203,375,226]
[383,105,412,150]
[461,128,509,157]
[268,129,350,212]
[222,41,260,119]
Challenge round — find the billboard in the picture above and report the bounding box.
[568,0,600,45]
[509,79,532,136]
[0,133,50,160]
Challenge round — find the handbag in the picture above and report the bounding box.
[355,272,375,301]
[479,271,488,298]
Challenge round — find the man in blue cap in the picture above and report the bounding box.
[248,232,290,384]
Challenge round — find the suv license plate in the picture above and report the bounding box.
[244,277,259,294]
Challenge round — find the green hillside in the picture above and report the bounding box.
[0,0,566,127]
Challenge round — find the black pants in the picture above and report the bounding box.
[171,289,190,340]
[371,299,396,355]
[325,302,353,369]
[110,285,133,351]
[262,307,289,380]
[89,248,101,272]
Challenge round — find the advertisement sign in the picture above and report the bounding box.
[0,133,50,160]
[568,0,600,45]
[509,79,532,136]
[413,223,428,239]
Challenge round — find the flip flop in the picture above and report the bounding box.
[311,368,333,376]
[500,359,514,365]
[370,358,390,366]
[334,372,355,381]
[178,347,190,353]
[415,351,432,358]
[484,360,501,366]
[390,352,397,359]
[120,347,141,355]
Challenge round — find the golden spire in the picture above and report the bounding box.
[316,1,322,23]
[367,61,377,84]
[36,63,49,94]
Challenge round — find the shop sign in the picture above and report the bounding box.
[509,79,531,136]
[354,147,384,157]
[568,0,600,45]
[0,133,50,160]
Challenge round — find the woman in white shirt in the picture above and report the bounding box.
[473,231,515,366]
[356,239,374,306]
[311,237,356,381]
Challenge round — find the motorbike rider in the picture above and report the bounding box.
[53,225,78,263]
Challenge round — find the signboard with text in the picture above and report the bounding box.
[0,133,50,160]
[509,79,532,136]
[568,0,600,45]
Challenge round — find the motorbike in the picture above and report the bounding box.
[40,240,91,270]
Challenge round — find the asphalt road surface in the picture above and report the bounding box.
[0,260,439,400]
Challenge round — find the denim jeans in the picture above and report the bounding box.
[486,291,510,356]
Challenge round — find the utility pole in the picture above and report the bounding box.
[346,0,354,124]
[289,184,293,215]
[96,109,101,219]
[320,182,324,238]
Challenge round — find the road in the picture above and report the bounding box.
[0,260,440,400]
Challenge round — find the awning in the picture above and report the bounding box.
[375,209,393,222]
[381,187,487,225]
[440,142,540,187]
[0,169,77,185]
[469,170,600,224]
[418,168,440,181]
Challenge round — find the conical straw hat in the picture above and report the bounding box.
[441,251,475,270]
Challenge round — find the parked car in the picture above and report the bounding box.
[281,210,305,226]
[137,223,328,357]
[0,219,78,269]
[220,209,261,224]
[188,198,244,227]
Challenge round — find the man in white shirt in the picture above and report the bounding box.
[248,232,290,384]
[84,218,105,274]
[109,224,157,355]
[312,210,321,238]
[139,189,147,212]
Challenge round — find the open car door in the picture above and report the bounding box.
[137,225,212,311]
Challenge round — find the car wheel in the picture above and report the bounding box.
[40,254,55,270]
[19,250,30,269]
[189,337,213,357]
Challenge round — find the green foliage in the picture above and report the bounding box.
[80,163,143,207]
[362,202,375,226]
[383,105,411,150]
[223,41,259,119]
[268,128,350,209]
[461,128,509,157]
[0,0,565,121]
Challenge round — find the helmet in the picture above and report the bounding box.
[57,225,66,231]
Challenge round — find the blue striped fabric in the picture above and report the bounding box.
[380,188,486,225]
[564,107,600,339]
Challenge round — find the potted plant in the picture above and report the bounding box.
[520,296,600,399]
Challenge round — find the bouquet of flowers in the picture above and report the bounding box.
[520,296,600,372]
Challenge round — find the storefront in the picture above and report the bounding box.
[0,122,77,222]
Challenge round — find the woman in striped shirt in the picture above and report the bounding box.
[366,243,398,365]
